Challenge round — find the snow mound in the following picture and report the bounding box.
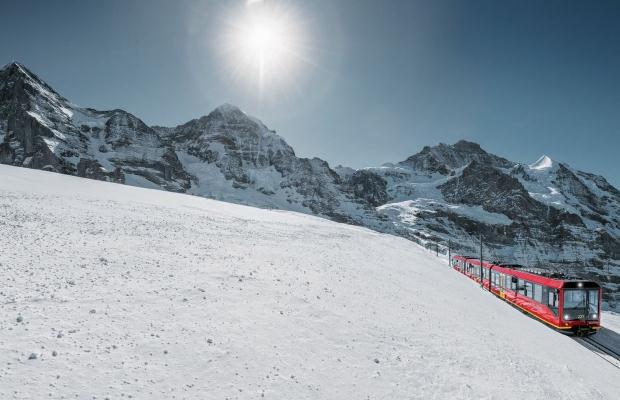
[530,154,554,170]
[0,164,619,399]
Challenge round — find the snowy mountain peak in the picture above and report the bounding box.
[1,61,28,74]
[0,61,63,98]
[212,103,244,115]
[179,103,271,138]
[399,140,514,174]
[530,154,554,170]
[207,103,273,134]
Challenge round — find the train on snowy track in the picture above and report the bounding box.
[451,255,602,336]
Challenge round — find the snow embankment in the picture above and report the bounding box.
[0,164,618,400]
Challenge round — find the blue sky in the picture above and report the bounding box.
[2,0,619,185]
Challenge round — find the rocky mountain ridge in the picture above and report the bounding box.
[1,62,618,307]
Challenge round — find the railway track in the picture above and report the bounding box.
[576,336,620,369]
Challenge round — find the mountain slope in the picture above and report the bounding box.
[0,62,190,190]
[155,103,379,224]
[1,164,619,399]
[0,62,378,226]
[1,62,618,307]
[359,143,620,307]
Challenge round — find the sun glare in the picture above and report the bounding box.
[220,1,309,99]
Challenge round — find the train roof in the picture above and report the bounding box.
[452,255,600,288]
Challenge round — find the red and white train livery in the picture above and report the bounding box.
[451,255,602,336]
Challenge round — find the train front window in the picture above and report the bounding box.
[563,289,599,321]
[588,290,599,319]
[564,289,586,308]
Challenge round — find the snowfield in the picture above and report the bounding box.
[0,165,619,400]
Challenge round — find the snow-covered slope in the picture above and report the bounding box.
[1,164,619,399]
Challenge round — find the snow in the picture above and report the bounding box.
[41,137,60,153]
[176,150,308,213]
[124,173,165,190]
[602,311,620,334]
[69,107,108,130]
[530,155,554,170]
[1,164,619,399]
[378,199,513,226]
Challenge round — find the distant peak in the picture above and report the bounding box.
[207,103,269,130]
[213,103,243,114]
[452,140,484,152]
[2,61,49,86]
[1,61,66,101]
[4,60,39,74]
[530,155,553,170]
[2,61,28,74]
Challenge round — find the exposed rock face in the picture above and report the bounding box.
[2,62,619,307]
[439,160,582,225]
[399,140,513,174]
[0,62,190,190]
[554,163,605,216]
[346,170,388,207]
[158,104,379,223]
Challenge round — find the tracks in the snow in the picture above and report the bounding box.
[576,336,620,370]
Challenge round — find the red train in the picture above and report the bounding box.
[451,255,602,336]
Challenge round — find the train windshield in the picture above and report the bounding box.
[563,289,599,321]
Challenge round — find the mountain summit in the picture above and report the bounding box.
[399,140,514,174]
[530,155,554,170]
[1,63,619,307]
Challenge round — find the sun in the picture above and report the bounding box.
[239,11,292,71]
[219,1,309,97]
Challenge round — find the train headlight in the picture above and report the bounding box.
[592,313,597,319]
[564,314,570,320]
[577,282,583,288]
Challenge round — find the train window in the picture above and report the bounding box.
[533,284,543,303]
[518,279,525,295]
[548,289,558,315]
[525,282,533,298]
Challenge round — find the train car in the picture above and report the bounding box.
[451,255,601,336]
